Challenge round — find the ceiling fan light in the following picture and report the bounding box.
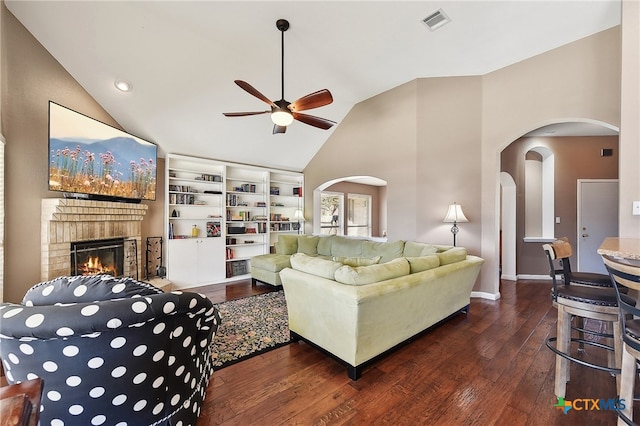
[271,109,294,126]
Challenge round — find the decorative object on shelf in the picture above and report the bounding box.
[222,19,336,134]
[206,221,221,237]
[191,225,199,238]
[443,202,469,247]
[293,209,304,233]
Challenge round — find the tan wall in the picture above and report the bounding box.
[306,27,621,297]
[479,26,622,297]
[1,5,164,302]
[304,80,418,241]
[619,0,640,238]
[501,136,619,275]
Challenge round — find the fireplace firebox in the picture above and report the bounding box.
[71,238,125,277]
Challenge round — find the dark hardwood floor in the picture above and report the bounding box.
[190,279,627,425]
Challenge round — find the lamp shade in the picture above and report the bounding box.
[293,209,304,221]
[443,203,469,223]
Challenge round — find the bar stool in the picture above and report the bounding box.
[543,239,631,398]
[603,255,640,425]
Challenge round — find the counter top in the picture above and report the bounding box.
[597,237,640,261]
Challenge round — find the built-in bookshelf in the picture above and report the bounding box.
[165,154,303,288]
[268,171,304,249]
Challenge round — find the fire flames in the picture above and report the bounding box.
[80,255,116,276]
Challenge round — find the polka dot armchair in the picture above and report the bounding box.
[0,275,221,426]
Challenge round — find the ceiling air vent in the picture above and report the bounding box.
[422,9,451,31]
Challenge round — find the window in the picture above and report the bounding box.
[347,193,371,237]
[320,192,343,235]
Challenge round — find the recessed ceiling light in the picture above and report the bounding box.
[114,79,132,92]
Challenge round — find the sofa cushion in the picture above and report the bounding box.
[403,241,438,257]
[276,234,298,255]
[250,254,292,272]
[317,235,334,256]
[334,257,410,286]
[297,235,320,256]
[331,237,365,257]
[332,256,381,267]
[437,247,468,265]
[290,253,343,280]
[362,240,405,263]
[406,254,441,274]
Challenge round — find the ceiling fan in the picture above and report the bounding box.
[223,19,336,135]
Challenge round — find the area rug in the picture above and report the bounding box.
[211,290,290,369]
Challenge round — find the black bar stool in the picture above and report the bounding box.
[543,239,632,398]
[603,255,640,425]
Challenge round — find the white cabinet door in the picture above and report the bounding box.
[167,238,225,288]
[167,239,198,287]
[196,238,225,283]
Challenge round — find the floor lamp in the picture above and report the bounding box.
[443,202,468,247]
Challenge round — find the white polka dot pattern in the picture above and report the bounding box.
[0,275,221,425]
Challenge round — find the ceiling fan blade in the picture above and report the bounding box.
[292,112,336,130]
[234,80,276,107]
[289,89,333,112]
[273,124,287,134]
[223,111,270,117]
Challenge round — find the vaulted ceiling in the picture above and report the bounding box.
[6,1,621,171]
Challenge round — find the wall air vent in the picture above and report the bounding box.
[422,9,451,31]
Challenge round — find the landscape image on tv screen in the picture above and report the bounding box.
[48,101,157,201]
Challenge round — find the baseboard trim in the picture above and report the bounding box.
[471,291,501,300]
[517,274,552,280]
[501,274,518,281]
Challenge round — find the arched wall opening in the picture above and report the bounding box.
[498,119,619,281]
[312,176,387,238]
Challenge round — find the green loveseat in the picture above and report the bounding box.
[251,234,484,379]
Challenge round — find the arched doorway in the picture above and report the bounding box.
[499,120,619,280]
[313,176,387,238]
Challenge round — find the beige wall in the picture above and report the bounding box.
[619,0,640,238]
[306,27,622,298]
[304,80,418,240]
[479,27,622,297]
[502,136,619,275]
[1,5,164,302]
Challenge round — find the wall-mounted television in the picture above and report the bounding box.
[48,101,157,202]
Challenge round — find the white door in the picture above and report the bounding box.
[577,179,618,273]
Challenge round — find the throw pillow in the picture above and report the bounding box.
[289,253,343,280]
[403,241,438,257]
[297,235,320,255]
[405,254,440,274]
[437,247,468,265]
[332,256,381,267]
[276,234,298,255]
[362,240,405,263]
[317,235,334,256]
[334,257,410,286]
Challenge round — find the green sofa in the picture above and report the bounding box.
[251,235,484,379]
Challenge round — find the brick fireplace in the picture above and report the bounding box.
[41,199,148,281]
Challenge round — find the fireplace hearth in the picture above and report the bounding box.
[41,199,148,281]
